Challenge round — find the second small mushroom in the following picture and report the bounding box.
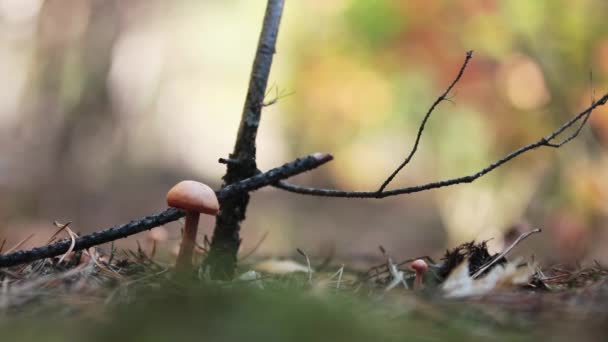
[410,259,428,290]
[166,180,219,270]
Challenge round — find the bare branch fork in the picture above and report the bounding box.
[274,52,608,198]
[0,153,332,267]
[377,50,474,192]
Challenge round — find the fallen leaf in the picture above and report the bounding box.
[254,259,312,274]
[442,258,534,298]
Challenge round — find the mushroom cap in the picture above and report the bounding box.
[410,259,429,273]
[166,180,219,215]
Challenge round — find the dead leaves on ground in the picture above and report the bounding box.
[441,259,535,298]
[1,224,608,324]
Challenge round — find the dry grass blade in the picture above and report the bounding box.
[104,268,169,305]
[331,264,345,289]
[48,221,73,244]
[4,234,35,254]
[296,248,313,284]
[57,228,78,264]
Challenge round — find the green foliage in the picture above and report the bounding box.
[344,0,405,48]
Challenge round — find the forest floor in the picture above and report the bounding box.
[0,238,607,342]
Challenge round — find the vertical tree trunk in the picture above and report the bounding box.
[204,0,285,279]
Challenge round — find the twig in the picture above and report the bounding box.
[379,246,408,291]
[107,242,116,266]
[378,51,474,192]
[274,93,608,198]
[206,0,285,279]
[263,86,294,107]
[296,248,313,284]
[0,153,332,268]
[385,257,408,291]
[364,255,436,282]
[472,228,542,279]
[330,264,344,289]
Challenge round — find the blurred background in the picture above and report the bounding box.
[1,0,607,267]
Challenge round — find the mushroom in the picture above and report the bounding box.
[410,259,428,290]
[166,180,219,270]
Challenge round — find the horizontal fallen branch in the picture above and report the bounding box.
[274,93,608,198]
[0,153,333,268]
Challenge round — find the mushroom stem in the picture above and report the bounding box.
[176,211,200,270]
[413,271,424,290]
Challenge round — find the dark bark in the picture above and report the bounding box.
[378,51,474,192]
[0,153,332,268]
[205,0,285,279]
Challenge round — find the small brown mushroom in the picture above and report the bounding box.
[166,180,219,270]
[410,259,428,290]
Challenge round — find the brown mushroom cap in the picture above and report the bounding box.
[166,180,219,215]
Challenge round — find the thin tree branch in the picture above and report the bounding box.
[232,0,284,159]
[274,94,608,198]
[0,153,332,268]
[471,228,541,279]
[378,51,474,192]
[206,0,285,279]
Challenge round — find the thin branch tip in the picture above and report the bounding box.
[377,50,475,192]
[312,152,333,162]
